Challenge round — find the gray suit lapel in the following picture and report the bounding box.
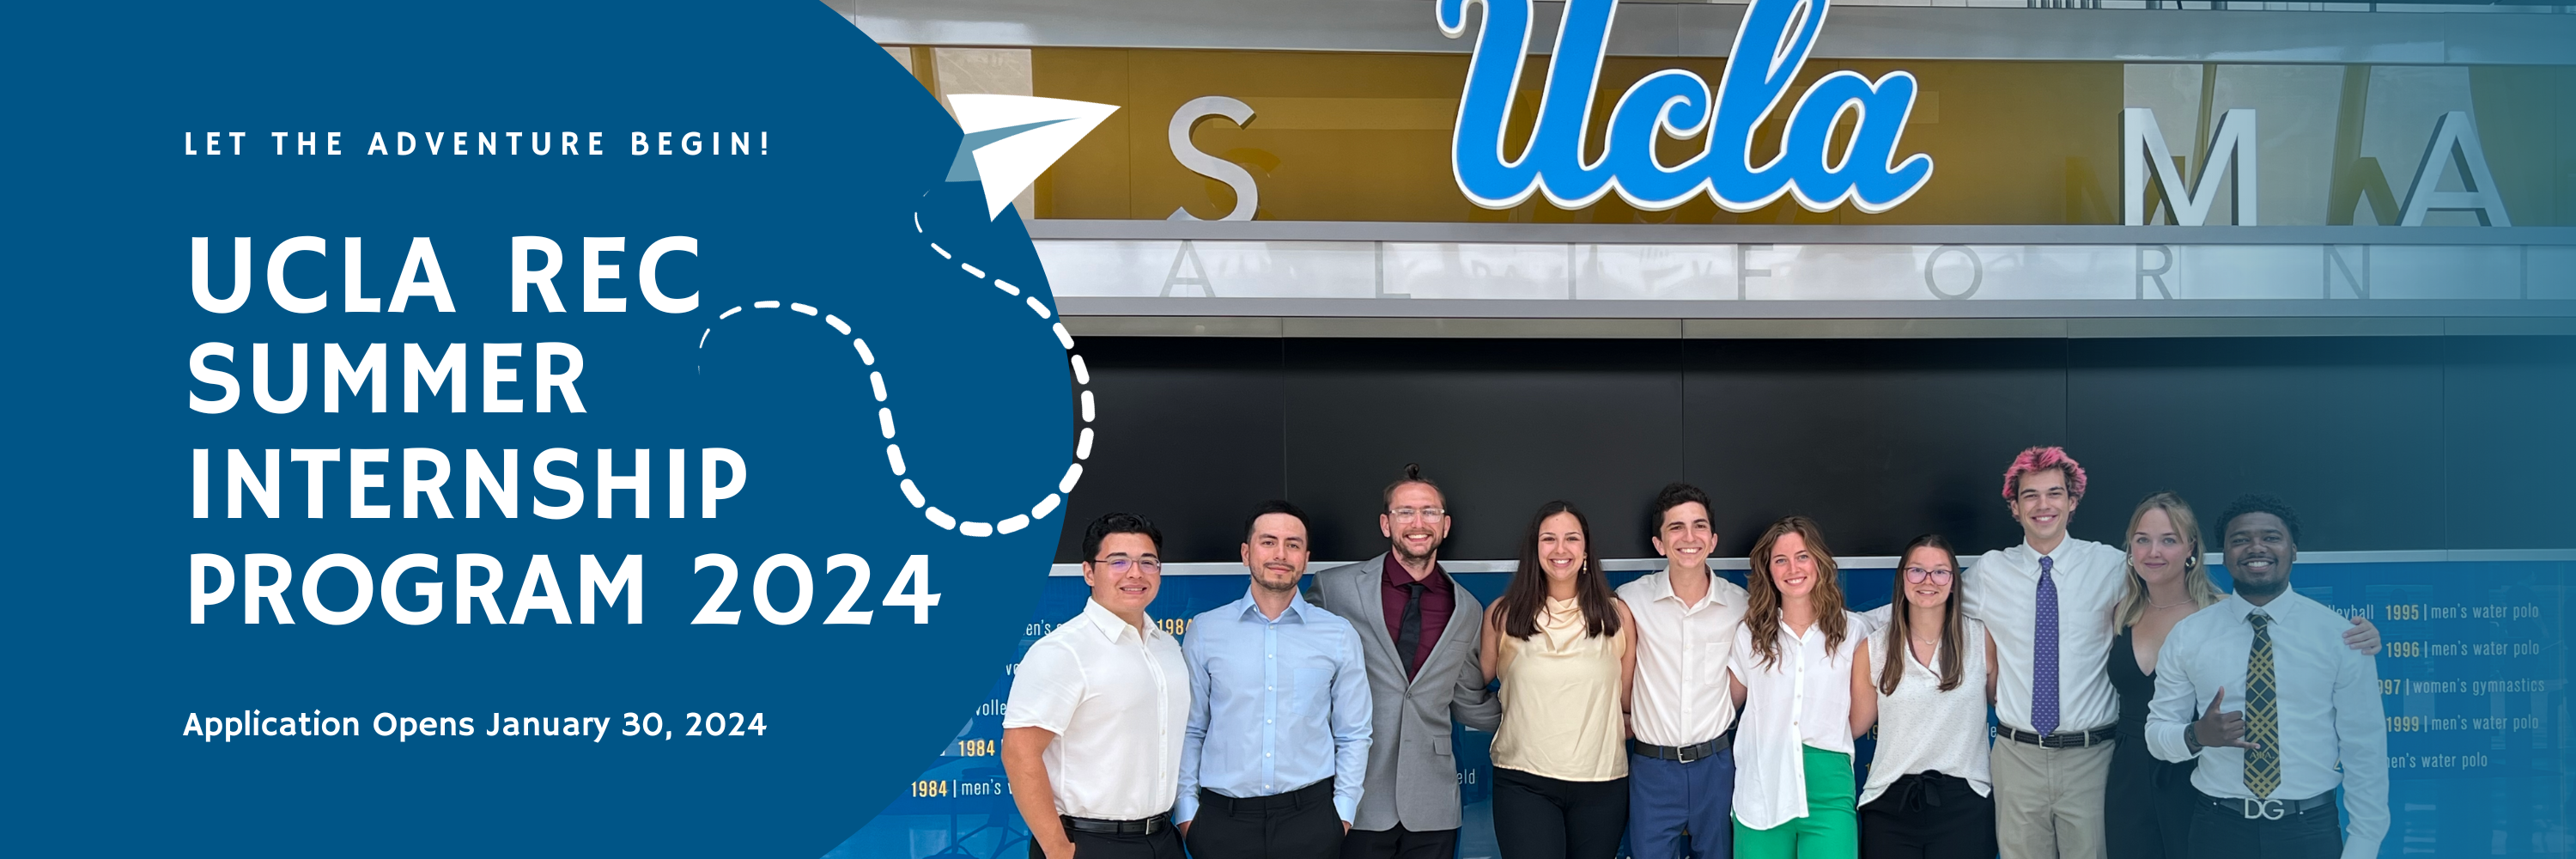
[1346,553,1401,667]
[1406,562,1483,694]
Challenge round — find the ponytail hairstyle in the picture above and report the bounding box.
[1878,534,1966,695]
[1493,500,1622,640]
[1743,515,1849,668]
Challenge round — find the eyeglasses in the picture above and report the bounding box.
[1388,507,1447,523]
[1091,557,1163,574]
[1903,566,1955,583]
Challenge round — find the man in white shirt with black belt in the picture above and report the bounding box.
[1614,483,1750,859]
[1962,447,2129,859]
[1005,513,1191,859]
[2147,495,2387,859]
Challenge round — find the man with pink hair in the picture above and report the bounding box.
[1962,448,2375,859]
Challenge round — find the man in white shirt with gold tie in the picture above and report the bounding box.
[2146,495,2387,859]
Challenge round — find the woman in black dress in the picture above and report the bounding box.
[2103,492,2220,859]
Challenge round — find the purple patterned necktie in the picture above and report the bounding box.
[2032,555,2061,736]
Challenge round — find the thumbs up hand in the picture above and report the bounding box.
[2192,686,2261,752]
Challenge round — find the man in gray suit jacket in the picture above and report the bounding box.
[1309,464,1501,859]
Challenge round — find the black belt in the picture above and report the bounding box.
[1060,811,1172,836]
[1195,779,1334,815]
[1998,724,2117,748]
[2202,790,2336,821]
[1629,730,1733,764]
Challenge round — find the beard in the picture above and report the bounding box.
[2233,573,2289,600]
[1251,570,1301,594]
[1394,538,1440,566]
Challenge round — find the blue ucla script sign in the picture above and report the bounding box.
[1439,0,1934,213]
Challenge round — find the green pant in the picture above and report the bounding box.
[1734,746,1859,859]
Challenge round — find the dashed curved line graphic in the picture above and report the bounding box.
[694,213,1092,538]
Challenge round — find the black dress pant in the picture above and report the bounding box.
[1858,771,1998,859]
[1491,767,1630,859]
[2184,794,2343,859]
[1340,822,1458,859]
[1186,783,1346,859]
[1030,822,1184,859]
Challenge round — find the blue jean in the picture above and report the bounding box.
[1628,747,1736,859]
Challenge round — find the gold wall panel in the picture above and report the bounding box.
[1031,48,2567,226]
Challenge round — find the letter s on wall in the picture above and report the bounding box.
[1167,95,1260,221]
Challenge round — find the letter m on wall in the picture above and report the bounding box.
[2122,107,2257,226]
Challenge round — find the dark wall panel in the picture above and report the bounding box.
[1054,337,1288,563]
[1280,338,1686,562]
[2439,336,2576,550]
[2064,337,2450,552]
[1682,339,2071,559]
[1055,334,2576,562]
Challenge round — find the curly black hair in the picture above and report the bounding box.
[2215,493,2302,545]
[1647,482,1714,539]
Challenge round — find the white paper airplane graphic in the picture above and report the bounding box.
[945,94,1120,220]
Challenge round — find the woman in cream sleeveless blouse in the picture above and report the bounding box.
[1480,500,1637,859]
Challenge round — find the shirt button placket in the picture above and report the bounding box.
[1263,623,1278,788]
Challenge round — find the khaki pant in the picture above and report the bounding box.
[1990,736,2114,859]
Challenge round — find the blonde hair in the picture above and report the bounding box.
[2117,491,2223,628]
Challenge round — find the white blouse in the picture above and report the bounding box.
[1859,618,1994,807]
[1726,611,1864,831]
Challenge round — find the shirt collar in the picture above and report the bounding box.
[1233,588,1315,624]
[1383,553,1448,589]
[2017,540,2056,563]
[2224,586,2301,621]
[1649,567,1729,610]
[1080,597,1152,643]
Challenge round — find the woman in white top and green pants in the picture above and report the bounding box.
[1849,533,2002,859]
[1727,516,1865,859]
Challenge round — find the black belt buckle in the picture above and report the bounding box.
[1062,813,1168,836]
[2238,798,2287,820]
[2014,725,2112,748]
[1632,733,1730,764]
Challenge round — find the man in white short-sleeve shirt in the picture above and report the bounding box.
[1004,513,1191,859]
[1614,483,1751,859]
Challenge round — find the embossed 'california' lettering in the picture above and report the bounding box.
[1437,0,1934,213]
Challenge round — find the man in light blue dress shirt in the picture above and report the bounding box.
[1179,499,1374,859]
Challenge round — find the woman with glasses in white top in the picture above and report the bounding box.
[1727,515,1866,859]
[1848,534,1999,859]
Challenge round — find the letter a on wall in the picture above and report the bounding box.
[2398,111,2511,227]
